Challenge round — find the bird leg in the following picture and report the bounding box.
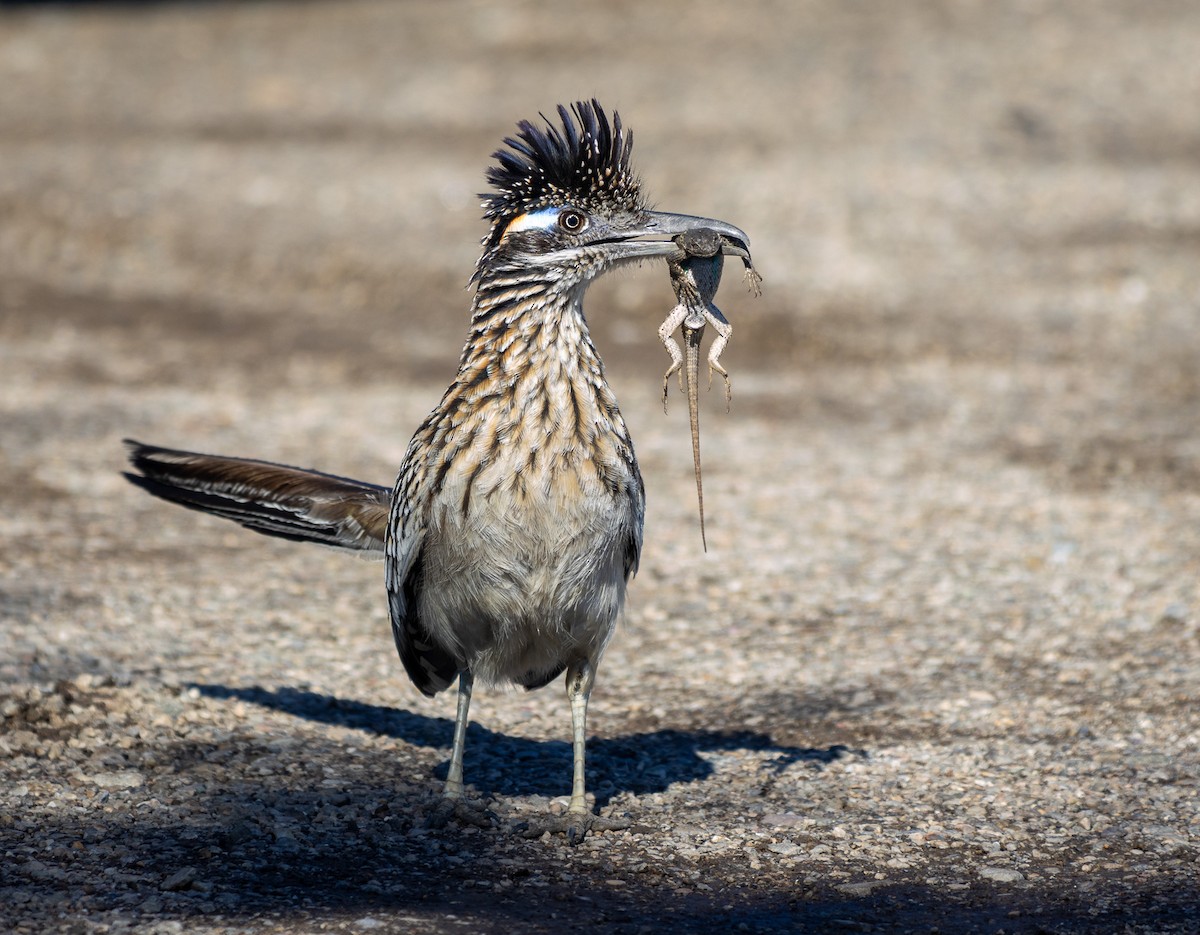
[427,670,495,830]
[444,668,473,799]
[567,658,594,825]
[516,658,630,844]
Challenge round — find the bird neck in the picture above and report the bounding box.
[462,269,608,396]
[409,266,638,511]
[412,265,634,482]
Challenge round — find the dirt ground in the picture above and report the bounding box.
[2,1,1199,932]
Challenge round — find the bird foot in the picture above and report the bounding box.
[425,795,497,831]
[514,809,631,845]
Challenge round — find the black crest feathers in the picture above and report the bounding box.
[479,100,644,255]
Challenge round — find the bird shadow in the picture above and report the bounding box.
[189,682,854,805]
[9,671,1196,933]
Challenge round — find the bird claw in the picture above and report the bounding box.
[426,794,497,831]
[514,810,631,845]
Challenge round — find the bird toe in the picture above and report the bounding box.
[426,795,496,831]
[515,809,631,845]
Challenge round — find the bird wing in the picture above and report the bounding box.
[384,440,460,696]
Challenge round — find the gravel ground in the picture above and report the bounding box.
[2,2,1199,932]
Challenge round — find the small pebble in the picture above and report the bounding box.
[978,867,1025,883]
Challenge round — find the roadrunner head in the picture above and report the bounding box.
[474,99,750,288]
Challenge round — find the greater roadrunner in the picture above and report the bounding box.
[125,100,751,843]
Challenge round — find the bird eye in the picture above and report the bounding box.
[558,210,587,233]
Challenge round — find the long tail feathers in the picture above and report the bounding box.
[123,439,391,554]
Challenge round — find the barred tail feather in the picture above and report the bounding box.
[123,440,391,553]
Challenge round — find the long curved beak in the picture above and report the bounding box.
[604,210,752,262]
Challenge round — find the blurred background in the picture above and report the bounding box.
[2,0,1198,493]
[2,2,1199,928]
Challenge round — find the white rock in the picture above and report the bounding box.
[979,866,1024,883]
